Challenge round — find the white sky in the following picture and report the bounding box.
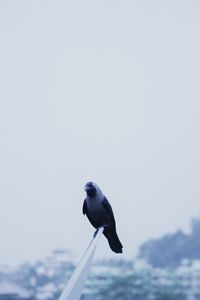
[0,0,200,266]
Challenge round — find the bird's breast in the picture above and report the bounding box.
[86,197,112,225]
[86,197,103,213]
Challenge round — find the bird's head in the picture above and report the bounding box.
[84,182,97,197]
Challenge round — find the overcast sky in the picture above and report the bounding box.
[0,0,200,266]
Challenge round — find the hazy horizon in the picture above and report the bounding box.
[0,0,200,266]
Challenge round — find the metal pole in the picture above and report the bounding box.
[58,227,104,300]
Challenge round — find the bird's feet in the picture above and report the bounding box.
[93,224,111,238]
[93,228,99,238]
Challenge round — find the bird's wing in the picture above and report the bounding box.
[82,199,87,215]
[102,196,116,225]
[82,199,98,228]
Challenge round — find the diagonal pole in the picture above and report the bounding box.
[58,227,104,300]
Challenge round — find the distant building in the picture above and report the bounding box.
[0,281,32,300]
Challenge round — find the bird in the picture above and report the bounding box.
[82,182,123,253]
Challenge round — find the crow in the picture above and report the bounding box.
[82,182,123,253]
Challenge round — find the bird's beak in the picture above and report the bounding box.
[84,185,89,191]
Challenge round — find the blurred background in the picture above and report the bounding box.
[0,0,200,299]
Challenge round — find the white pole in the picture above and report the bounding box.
[58,227,104,300]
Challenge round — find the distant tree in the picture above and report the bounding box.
[138,217,200,267]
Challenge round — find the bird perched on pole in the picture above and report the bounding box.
[82,182,123,253]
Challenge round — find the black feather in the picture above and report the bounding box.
[82,199,99,229]
[103,227,123,253]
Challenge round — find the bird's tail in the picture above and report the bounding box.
[103,228,123,253]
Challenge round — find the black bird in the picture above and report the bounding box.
[82,182,123,253]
